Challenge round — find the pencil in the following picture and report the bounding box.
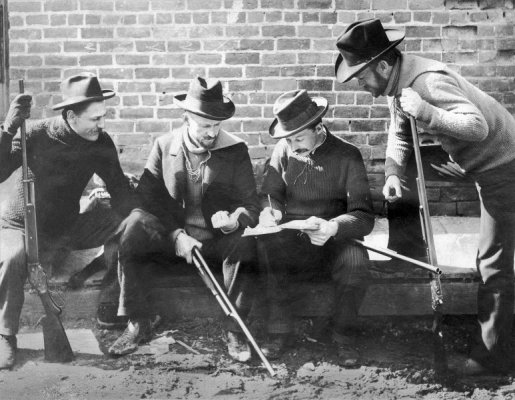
[268,194,273,209]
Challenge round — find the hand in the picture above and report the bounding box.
[382,175,403,203]
[301,216,337,246]
[259,207,282,227]
[175,232,202,264]
[399,88,424,118]
[211,207,245,233]
[430,161,466,180]
[81,187,111,213]
[4,94,32,134]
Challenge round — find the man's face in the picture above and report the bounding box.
[186,112,222,149]
[70,101,106,141]
[285,124,320,157]
[355,63,389,98]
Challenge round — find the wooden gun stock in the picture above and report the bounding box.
[19,79,73,362]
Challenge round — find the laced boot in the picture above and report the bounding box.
[108,319,153,356]
[0,334,16,369]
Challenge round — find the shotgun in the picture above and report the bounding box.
[19,79,74,362]
[191,246,275,377]
[409,116,447,374]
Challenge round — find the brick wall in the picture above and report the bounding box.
[7,0,515,215]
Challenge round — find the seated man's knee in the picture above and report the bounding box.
[119,209,166,256]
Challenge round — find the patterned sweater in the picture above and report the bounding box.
[0,116,133,237]
[385,54,515,178]
[261,130,374,241]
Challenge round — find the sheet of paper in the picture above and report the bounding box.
[242,220,319,236]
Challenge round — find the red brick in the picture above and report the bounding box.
[80,54,113,66]
[409,0,444,9]
[248,11,266,23]
[261,0,294,7]
[300,0,333,7]
[228,79,262,92]
[43,0,77,11]
[136,120,170,133]
[246,66,281,78]
[116,27,151,38]
[28,42,61,53]
[138,14,155,24]
[100,41,134,52]
[442,25,477,39]
[174,13,192,23]
[262,26,295,37]
[82,28,114,38]
[115,0,149,11]
[234,106,262,118]
[26,14,50,25]
[45,55,77,66]
[208,67,243,78]
[280,66,316,77]
[133,41,164,52]
[99,68,135,79]
[193,12,210,24]
[333,106,369,119]
[121,15,137,24]
[414,11,432,22]
[168,40,201,52]
[150,0,186,10]
[156,13,173,24]
[370,106,390,119]
[297,26,332,38]
[226,53,260,65]
[85,14,101,24]
[10,28,42,40]
[298,53,333,64]
[321,12,337,24]
[189,26,224,38]
[277,39,311,51]
[122,96,139,106]
[432,12,448,24]
[265,11,283,22]
[135,68,170,79]
[263,79,297,91]
[11,55,43,67]
[143,95,157,106]
[80,0,114,10]
[350,120,386,132]
[239,39,274,51]
[406,26,441,38]
[118,82,152,92]
[171,67,207,79]
[152,54,187,66]
[226,26,260,37]
[187,0,222,9]
[262,54,296,65]
[44,27,78,39]
[298,79,333,91]
[188,54,222,65]
[120,108,154,119]
[9,1,42,12]
[115,55,150,65]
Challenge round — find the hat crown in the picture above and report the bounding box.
[337,18,390,58]
[61,73,104,101]
[187,76,224,104]
[274,90,322,132]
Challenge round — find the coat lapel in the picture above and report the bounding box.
[168,125,187,201]
[202,153,221,195]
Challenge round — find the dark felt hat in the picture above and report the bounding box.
[52,73,115,110]
[335,18,405,83]
[173,76,235,121]
[269,90,328,139]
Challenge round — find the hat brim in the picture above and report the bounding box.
[335,29,405,83]
[52,89,116,110]
[269,97,329,139]
[173,94,235,121]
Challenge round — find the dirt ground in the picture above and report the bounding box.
[1,315,515,400]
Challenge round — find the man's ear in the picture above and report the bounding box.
[375,60,392,79]
[66,109,76,122]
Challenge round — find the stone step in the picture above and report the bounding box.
[19,216,496,326]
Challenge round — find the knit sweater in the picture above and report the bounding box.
[385,54,515,178]
[0,116,133,237]
[261,130,374,241]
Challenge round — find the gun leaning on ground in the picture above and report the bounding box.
[19,80,74,362]
[191,246,275,377]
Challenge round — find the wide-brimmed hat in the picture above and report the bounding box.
[52,73,115,110]
[173,76,235,121]
[269,90,328,139]
[335,18,405,83]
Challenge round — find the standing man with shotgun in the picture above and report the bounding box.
[0,73,134,369]
[335,18,515,375]
[108,77,262,364]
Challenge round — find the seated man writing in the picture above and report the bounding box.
[108,77,261,363]
[257,90,375,363]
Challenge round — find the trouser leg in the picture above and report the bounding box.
[470,184,515,372]
[201,232,257,333]
[0,229,27,336]
[330,241,371,331]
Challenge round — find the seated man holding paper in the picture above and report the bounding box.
[107,77,260,362]
[257,90,375,362]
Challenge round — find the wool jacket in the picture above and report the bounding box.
[135,124,260,235]
[0,116,133,237]
[261,129,374,241]
[385,54,515,178]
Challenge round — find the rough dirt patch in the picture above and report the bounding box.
[1,316,514,400]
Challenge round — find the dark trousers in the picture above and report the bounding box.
[116,209,258,332]
[0,207,122,335]
[257,230,371,335]
[469,161,515,372]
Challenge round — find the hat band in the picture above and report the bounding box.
[277,101,320,132]
[338,48,375,67]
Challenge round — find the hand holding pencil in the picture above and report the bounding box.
[259,194,283,227]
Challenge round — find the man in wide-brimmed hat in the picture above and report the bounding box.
[108,76,261,363]
[335,18,515,375]
[0,73,135,369]
[257,89,374,363]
